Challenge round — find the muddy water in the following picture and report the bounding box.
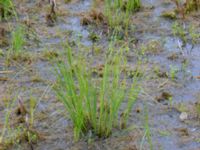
[0,0,200,150]
[138,0,200,150]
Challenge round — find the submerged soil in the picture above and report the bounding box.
[0,0,200,150]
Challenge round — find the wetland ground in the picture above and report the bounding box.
[0,0,200,150]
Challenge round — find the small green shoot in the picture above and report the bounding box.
[169,65,178,81]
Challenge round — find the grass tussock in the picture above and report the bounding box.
[5,25,34,65]
[11,25,25,56]
[0,0,16,20]
[54,44,140,140]
[105,0,141,30]
[172,0,200,18]
[82,0,141,36]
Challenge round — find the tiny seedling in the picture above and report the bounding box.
[169,96,173,109]
[169,65,179,81]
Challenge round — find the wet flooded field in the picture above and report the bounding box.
[0,0,200,150]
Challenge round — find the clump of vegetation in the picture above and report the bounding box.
[172,22,187,43]
[0,97,39,150]
[40,49,59,61]
[54,44,140,140]
[11,25,25,55]
[0,0,16,20]
[81,9,105,26]
[172,22,200,45]
[156,92,173,103]
[171,0,200,18]
[114,0,141,12]
[161,11,177,19]
[105,0,141,34]
[5,25,33,64]
[82,0,141,37]
[141,40,163,55]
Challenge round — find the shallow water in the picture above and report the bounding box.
[0,0,200,149]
